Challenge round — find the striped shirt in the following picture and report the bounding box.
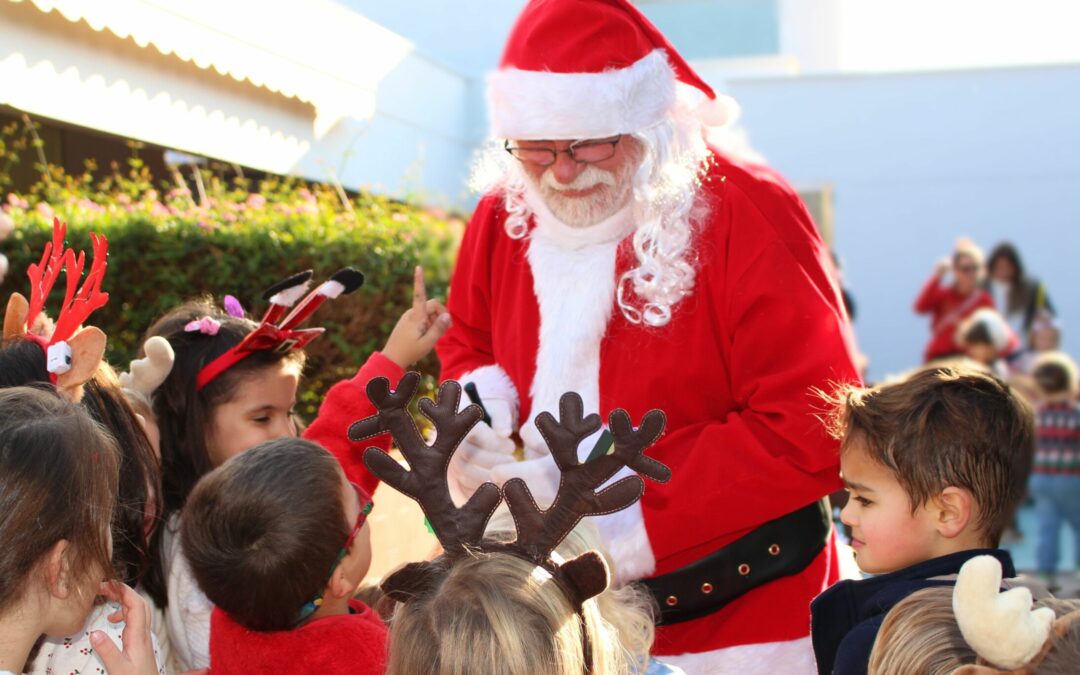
[1034,401,1080,474]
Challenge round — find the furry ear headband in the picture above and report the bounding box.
[195,268,364,389]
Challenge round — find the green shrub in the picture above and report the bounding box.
[1,125,463,420]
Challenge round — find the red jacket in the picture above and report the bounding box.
[437,151,861,655]
[913,274,995,363]
[208,599,386,675]
[304,351,404,495]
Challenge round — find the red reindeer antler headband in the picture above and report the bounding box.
[195,268,365,390]
[3,218,109,386]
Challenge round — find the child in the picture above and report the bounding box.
[810,365,1035,675]
[0,387,157,675]
[868,555,1079,674]
[0,219,168,673]
[148,266,448,671]
[356,378,672,675]
[181,437,384,674]
[1028,351,1080,585]
[957,307,1018,378]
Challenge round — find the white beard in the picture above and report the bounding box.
[532,164,634,229]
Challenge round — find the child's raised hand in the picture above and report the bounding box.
[382,266,452,369]
[89,580,159,675]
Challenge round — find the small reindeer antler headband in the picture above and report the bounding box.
[349,373,670,672]
[3,218,109,388]
[195,268,365,390]
[952,555,1080,674]
[119,336,175,398]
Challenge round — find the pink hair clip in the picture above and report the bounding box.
[185,316,221,336]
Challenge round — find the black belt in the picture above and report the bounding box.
[639,499,832,625]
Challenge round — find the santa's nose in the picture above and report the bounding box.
[550,149,586,185]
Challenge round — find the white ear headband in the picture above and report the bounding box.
[119,336,175,398]
[952,555,1056,669]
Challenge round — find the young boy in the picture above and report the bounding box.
[810,365,1035,675]
[181,438,385,675]
[1029,351,1080,584]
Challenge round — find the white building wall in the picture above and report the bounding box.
[725,64,1080,378]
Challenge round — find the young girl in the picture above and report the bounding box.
[0,387,157,675]
[148,267,449,671]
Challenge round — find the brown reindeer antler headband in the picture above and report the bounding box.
[349,373,670,671]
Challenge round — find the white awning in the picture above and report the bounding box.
[9,0,416,118]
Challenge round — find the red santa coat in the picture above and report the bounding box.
[438,150,861,658]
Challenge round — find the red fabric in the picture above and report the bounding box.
[304,352,405,496]
[500,0,715,99]
[437,150,861,653]
[913,274,995,362]
[208,599,386,675]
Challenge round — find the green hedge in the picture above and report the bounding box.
[1,134,463,419]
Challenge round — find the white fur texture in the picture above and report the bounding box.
[522,221,657,579]
[952,555,1055,669]
[454,363,520,413]
[487,49,676,140]
[662,636,816,675]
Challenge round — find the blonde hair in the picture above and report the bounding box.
[868,587,975,675]
[869,587,1080,675]
[386,517,656,675]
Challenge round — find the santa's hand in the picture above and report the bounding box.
[447,407,517,504]
[490,455,561,509]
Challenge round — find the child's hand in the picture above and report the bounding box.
[383,266,452,369]
[90,581,158,675]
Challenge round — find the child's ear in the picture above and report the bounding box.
[934,486,974,539]
[325,563,356,601]
[4,293,28,340]
[44,539,73,599]
[56,328,106,400]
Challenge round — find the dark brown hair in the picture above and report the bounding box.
[81,364,163,591]
[180,437,348,631]
[0,339,162,593]
[825,366,1034,544]
[0,386,120,611]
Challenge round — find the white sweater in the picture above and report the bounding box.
[162,515,213,672]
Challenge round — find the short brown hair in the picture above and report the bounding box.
[0,386,119,611]
[180,437,348,631]
[825,366,1034,544]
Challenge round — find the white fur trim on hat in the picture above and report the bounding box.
[487,49,676,140]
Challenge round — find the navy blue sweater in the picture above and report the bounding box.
[810,548,1015,674]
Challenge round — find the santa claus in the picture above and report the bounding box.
[436,0,861,672]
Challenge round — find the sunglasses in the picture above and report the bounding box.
[295,481,372,625]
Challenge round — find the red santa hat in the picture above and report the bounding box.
[488,0,731,141]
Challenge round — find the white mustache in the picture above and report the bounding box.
[541,165,616,192]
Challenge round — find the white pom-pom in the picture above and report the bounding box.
[696,94,739,128]
[953,555,1055,669]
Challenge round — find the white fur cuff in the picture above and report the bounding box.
[487,49,676,140]
[455,364,520,412]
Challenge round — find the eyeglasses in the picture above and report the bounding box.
[956,265,980,274]
[504,135,622,166]
[295,481,372,625]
